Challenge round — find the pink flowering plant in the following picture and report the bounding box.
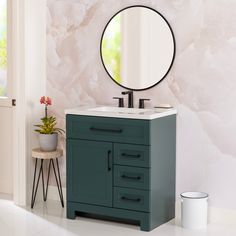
[34,96,64,134]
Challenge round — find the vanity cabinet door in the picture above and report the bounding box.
[67,139,113,207]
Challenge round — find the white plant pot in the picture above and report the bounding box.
[39,133,58,151]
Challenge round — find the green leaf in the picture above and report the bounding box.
[34,116,65,135]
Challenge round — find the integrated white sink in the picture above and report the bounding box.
[65,106,177,120]
[88,106,152,114]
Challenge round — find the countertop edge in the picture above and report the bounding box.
[64,107,177,120]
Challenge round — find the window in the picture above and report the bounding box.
[0,0,7,97]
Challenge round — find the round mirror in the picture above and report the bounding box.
[100,6,175,91]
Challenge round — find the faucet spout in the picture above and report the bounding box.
[121,90,134,108]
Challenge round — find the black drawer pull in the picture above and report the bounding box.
[107,150,112,171]
[121,174,141,180]
[90,127,122,133]
[121,153,141,158]
[121,196,141,202]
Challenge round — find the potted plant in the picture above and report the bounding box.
[35,96,64,151]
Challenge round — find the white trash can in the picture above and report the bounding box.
[181,192,208,229]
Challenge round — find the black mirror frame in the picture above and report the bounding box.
[100,5,176,91]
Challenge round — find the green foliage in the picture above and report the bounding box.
[0,6,7,70]
[34,116,65,135]
[102,15,121,82]
[0,86,5,96]
[0,5,7,97]
[0,35,7,69]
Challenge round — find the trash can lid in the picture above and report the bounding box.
[181,191,208,199]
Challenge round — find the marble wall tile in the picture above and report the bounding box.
[47,0,236,209]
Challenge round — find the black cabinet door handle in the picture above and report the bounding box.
[121,174,141,180]
[121,196,141,202]
[107,150,112,171]
[90,127,122,133]
[121,153,141,158]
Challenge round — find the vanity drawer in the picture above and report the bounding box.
[114,143,150,167]
[114,165,150,190]
[66,115,150,145]
[113,187,150,212]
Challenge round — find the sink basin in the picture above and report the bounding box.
[88,106,152,114]
[65,106,177,120]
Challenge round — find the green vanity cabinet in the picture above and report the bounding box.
[66,114,176,231]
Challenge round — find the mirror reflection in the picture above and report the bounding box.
[101,6,175,90]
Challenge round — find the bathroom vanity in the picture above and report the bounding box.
[66,3,177,231]
[66,106,177,231]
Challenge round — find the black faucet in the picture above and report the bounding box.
[121,90,134,108]
[139,98,150,109]
[113,97,124,107]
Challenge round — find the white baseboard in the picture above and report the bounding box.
[0,180,13,195]
[47,185,66,201]
[175,200,182,219]
[208,207,236,224]
[0,193,13,200]
[175,200,236,225]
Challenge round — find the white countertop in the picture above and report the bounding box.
[65,106,177,120]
